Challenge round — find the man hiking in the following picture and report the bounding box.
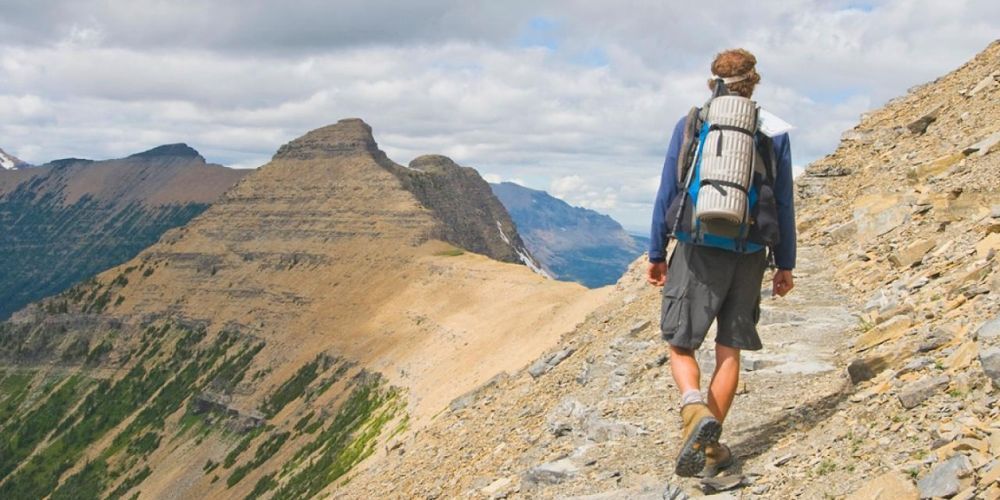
[647,48,796,478]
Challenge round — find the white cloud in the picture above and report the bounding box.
[0,1,996,228]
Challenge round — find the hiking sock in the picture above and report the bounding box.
[681,389,703,407]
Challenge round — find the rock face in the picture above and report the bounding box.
[391,155,540,269]
[0,144,248,319]
[491,181,645,287]
[0,118,598,499]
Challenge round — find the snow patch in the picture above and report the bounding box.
[0,148,27,170]
[0,153,15,170]
[496,221,552,279]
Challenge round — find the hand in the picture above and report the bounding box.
[647,262,667,287]
[772,269,794,297]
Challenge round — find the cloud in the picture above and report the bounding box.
[0,1,997,228]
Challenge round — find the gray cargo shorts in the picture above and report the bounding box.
[660,242,767,351]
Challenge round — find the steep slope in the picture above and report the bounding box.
[337,42,1000,499]
[0,144,249,319]
[0,147,31,170]
[392,156,543,272]
[491,181,644,287]
[0,119,602,499]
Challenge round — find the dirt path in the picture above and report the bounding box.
[708,245,859,497]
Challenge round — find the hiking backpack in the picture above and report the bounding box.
[665,80,781,256]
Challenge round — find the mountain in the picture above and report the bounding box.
[0,119,601,499]
[0,147,31,170]
[0,143,249,319]
[490,181,644,287]
[333,42,1000,498]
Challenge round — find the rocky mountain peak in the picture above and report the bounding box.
[0,147,31,170]
[409,154,462,174]
[128,143,203,160]
[272,117,380,161]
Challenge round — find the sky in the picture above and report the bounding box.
[1,1,997,230]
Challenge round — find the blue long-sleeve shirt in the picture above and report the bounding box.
[649,115,797,269]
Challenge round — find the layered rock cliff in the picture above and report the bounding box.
[0,145,248,319]
[0,119,599,499]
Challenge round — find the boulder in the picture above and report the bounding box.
[857,315,913,350]
[978,316,1000,342]
[827,220,858,242]
[979,347,1000,387]
[628,319,651,336]
[975,233,1000,258]
[944,341,978,372]
[529,347,575,378]
[807,164,853,177]
[917,454,973,498]
[889,240,936,268]
[854,196,911,241]
[522,458,580,486]
[963,130,1000,157]
[898,375,949,409]
[907,107,941,135]
[848,356,889,384]
[918,328,951,352]
[967,71,999,97]
[480,476,514,498]
[846,471,919,500]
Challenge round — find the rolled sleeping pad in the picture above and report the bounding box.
[695,96,758,224]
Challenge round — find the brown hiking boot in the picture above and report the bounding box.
[674,403,721,477]
[700,442,734,477]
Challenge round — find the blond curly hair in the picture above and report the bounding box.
[707,48,761,98]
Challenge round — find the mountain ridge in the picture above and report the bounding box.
[0,118,601,498]
[490,181,643,287]
[0,144,249,319]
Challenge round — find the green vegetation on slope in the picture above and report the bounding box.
[0,323,260,499]
[267,373,403,500]
[0,184,211,319]
[0,318,405,499]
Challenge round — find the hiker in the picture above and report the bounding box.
[646,48,796,478]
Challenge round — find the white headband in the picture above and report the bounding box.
[713,71,754,84]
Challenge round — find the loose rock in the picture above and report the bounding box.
[898,375,949,409]
[979,347,1000,387]
[846,471,919,500]
[522,458,580,486]
[917,454,973,499]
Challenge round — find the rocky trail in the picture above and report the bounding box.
[336,245,871,499]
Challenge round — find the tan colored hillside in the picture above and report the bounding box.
[0,119,603,499]
[96,119,597,422]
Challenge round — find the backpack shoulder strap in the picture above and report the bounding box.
[755,132,777,186]
[676,106,703,187]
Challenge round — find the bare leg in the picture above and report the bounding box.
[668,345,701,395]
[707,343,741,422]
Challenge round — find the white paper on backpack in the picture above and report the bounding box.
[757,108,794,137]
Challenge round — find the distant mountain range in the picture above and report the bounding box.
[490,181,645,287]
[0,143,249,319]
